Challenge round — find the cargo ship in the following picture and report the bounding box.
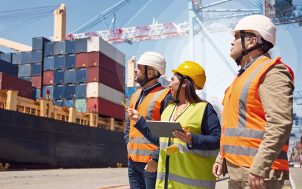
[0,33,128,169]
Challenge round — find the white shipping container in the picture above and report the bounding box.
[87,37,125,66]
[86,82,125,105]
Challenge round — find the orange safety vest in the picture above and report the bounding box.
[127,86,170,163]
[221,56,294,171]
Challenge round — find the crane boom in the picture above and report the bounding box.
[0,38,32,52]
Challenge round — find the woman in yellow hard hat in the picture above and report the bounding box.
[127,61,221,189]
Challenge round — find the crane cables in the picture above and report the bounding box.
[72,0,135,33]
[0,5,59,36]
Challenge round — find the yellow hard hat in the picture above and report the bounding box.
[172,61,206,90]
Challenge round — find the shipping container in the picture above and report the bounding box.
[19,76,31,82]
[54,70,64,85]
[42,85,54,99]
[87,37,125,66]
[44,42,53,57]
[64,69,76,84]
[86,82,124,105]
[75,53,88,68]
[21,51,32,64]
[87,67,124,92]
[54,55,65,70]
[75,38,87,53]
[32,37,50,50]
[64,84,76,99]
[31,62,42,76]
[53,84,65,99]
[75,68,86,83]
[125,87,137,98]
[65,54,76,69]
[86,98,124,120]
[12,52,22,64]
[43,71,54,85]
[86,52,125,77]
[75,99,86,112]
[0,72,33,98]
[31,50,43,63]
[0,59,18,76]
[0,53,12,63]
[54,99,64,106]
[18,64,31,77]
[75,83,86,98]
[44,56,55,71]
[64,99,74,107]
[31,76,42,89]
[53,40,76,55]
[34,88,41,99]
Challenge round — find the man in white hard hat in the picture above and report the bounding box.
[213,15,295,189]
[124,52,171,189]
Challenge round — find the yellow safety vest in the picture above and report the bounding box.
[157,102,218,189]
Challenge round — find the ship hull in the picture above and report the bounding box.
[0,109,127,168]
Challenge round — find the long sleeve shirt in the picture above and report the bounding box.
[219,56,295,180]
[134,103,221,150]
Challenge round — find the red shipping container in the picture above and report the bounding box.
[0,72,33,98]
[43,71,54,85]
[86,98,125,120]
[31,76,42,89]
[87,52,125,76]
[87,67,124,92]
[75,53,88,68]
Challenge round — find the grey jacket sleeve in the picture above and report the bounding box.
[250,63,294,177]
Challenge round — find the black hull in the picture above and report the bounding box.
[0,109,127,169]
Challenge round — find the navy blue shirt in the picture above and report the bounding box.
[134,103,221,150]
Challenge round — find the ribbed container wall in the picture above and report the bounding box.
[86,98,124,120]
[0,59,18,76]
[0,72,32,98]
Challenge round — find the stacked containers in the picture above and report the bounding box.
[0,36,126,121]
[77,36,125,120]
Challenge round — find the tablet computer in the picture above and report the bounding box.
[146,120,183,138]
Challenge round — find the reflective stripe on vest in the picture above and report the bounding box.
[156,102,217,189]
[221,56,293,171]
[160,142,218,157]
[127,86,170,162]
[157,172,216,189]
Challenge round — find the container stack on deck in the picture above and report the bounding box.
[0,36,125,121]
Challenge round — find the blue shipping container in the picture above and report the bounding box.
[0,53,12,63]
[75,83,86,98]
[54,70,64,85]
[53,40,76,55]
[75,68,86,83]
[31,63,42,76]
[54,99,64,106]
[64,84,76,99]
[21,52,31,64]
[64,69,76,84]
[75,99,86,112]
[32,37,50,50]
[54,55,65,70]
[42,85,54,99]
[0,59,18,76]
[64,99,74,107]
[75,38,87,53]
[44,56,55,71]
[44,42,53,57]
[65,54,76,69]
[12,53,22,64]
[53,85,65,99]
[32,50,43,63]
[18,64,31,77]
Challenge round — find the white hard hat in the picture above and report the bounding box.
[234,15,276,46]
[137,52,166,75]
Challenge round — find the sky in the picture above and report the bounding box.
[0,0,301,111]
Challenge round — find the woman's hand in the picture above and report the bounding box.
[127,108,141,123]
[173,129,192,144]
